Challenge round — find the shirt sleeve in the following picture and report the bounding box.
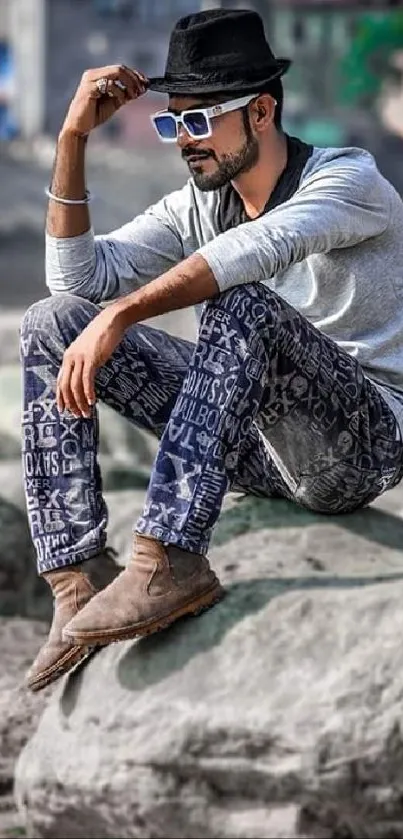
[45,184,189,303]
[197,154,392,293]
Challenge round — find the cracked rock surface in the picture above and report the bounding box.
[13,487,403,839]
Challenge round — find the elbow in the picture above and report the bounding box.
[45,266,101,302]
[45,266,65,297]
[45,229,103,301]
[45,266,66,297]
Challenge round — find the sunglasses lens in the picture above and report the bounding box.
[183,111,209,137]
[153,114,177,140]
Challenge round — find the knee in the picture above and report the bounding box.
[204,284,275,328]
[200,286,278,355]
[20,294,99,351]
[207,285,254,312]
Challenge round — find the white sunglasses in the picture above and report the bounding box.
[150,93,258,143]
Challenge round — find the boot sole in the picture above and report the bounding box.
[64,582,224,647]
[26,645,94,693]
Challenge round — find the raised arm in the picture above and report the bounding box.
[45,65,184,302]
[47,64,148,240]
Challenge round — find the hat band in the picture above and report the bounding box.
[162,63,285,87]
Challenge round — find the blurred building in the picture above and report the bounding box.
[0,0,17,139]
[45,0,198,137]
[263,0,403,192]
[4,0,200,140]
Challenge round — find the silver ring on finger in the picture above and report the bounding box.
[96,76,108,96]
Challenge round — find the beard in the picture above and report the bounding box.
[183,116,259,191]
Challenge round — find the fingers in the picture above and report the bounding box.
[56,367,65,415]
[105,78,127,108]
[68,65,148,134]
[57,356,75,416]
[122,66,149,94]
[86,65,148,102]
[57,354,95,419]
[82,363,96,411]
[70,360,92,418]
[117,66,148,98]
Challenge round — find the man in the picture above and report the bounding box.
[22,9,403,693]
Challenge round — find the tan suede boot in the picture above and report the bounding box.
[26,549,122,692]
[63,535,223,647]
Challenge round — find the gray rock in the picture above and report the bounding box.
[100,455,150,494]
[0,367,23,459]
[0,460,25,510]
[0,309,23,367]
[13,483,403,839]
[98,403,158,471]
[0,496,49,620]
[0,433,22,462]
[104,488,149,565]
[0,617,50,839]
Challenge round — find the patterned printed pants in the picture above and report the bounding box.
[21,285,403,573]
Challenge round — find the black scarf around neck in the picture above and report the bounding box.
[217,134,313,232]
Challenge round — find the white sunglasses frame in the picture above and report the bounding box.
[150,93,259,143]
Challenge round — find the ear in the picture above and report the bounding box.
[250,94,276,131]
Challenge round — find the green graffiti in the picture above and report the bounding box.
[340,11,403,105]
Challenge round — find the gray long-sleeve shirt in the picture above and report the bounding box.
[46,145,403,434]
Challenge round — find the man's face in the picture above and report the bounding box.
[167,94,260,191]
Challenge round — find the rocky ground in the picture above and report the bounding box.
[0,619,50,839]
[6,483,403,838]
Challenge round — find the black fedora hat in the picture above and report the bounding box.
[147,8,291,95]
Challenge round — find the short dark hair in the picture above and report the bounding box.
[258,78,283,130]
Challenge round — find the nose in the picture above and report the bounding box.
[176,121,196,148]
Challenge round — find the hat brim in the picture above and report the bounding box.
[147,59,291,95]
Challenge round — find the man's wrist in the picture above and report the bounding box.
[109,297,138,332]
[58,126,89,145]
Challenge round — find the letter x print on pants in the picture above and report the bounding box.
[20,284,403,573]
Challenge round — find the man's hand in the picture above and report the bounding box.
[57,307,125,418]
[62,65,148,138]
[56,252,219,419]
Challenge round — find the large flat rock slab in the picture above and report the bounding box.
[14,482,403,839]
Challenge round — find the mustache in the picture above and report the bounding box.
[182,149,216,161]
